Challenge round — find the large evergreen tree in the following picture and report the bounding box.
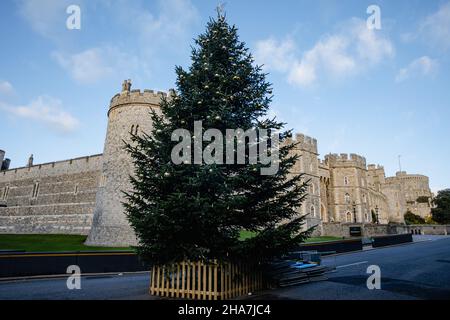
[124,12,311,266]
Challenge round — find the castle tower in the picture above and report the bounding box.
[288,134,322,235]
[325,153,370,223]
[86,81,170,246]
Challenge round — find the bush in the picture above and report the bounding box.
[404,211,425,225]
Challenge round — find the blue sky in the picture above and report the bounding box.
[0,0,449,192]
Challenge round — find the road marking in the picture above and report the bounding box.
[336,261,369,269]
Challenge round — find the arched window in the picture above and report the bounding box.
[362,194,367,203]
[345,193,351,204]
[311,183,315,195]
[135,125,139,135]
[346,211,352,222]
[344,176,349,185]
[311,205,316,217]
[130,125,134,134]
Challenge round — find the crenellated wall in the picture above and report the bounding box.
[0,155,103,234]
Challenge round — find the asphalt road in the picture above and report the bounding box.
[1,235,449,300]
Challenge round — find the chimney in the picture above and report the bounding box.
[27,154,34,167]
[0,150,5,170]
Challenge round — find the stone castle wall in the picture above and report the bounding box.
[0,155,102,235]
[0,84,435,243]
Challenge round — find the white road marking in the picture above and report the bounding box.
[336,261,369,269]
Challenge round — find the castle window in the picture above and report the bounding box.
[130,125,135,134]
[345,193,351,204]
[362,194,367,203]
[344,176,349,185]
[2,186,9,200]
[311,205,316,217]
[100,175,106,187]
[135,125,139,135]
[74,185,79,195]
[346,211,352,222]
[31,182,40,199]
[311,183,315,195]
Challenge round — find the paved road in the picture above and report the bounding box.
[1,236,449,300]
[258,235,450,300]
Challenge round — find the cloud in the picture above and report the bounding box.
[395,56,438,83]
[419,2,450,51]
[127,0,199,45]
[19,0,200,85]
[52,47,140,84]
[2,95,79,132]
[401,2,450,51]
[0,81,14,95]
[255,18,394,87]
[18,0,75,40]
[254,38,296,73]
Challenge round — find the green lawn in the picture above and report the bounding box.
[305,236,342,243]
[239,231,342,243]
[0,233,343,253]
[0,234,132,253]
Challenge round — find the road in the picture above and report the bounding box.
[1,235,449,300]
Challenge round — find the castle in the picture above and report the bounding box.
[0,82,433,246]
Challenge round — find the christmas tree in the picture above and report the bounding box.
[124,12,312,266]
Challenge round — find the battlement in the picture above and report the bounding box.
[286,133,318,154]
[368,164,384,171]
[325,153,367,169]
[109,89,174,109]
[0,154,103,181]
[387,172,429,181]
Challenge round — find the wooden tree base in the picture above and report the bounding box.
[150,261,266,300]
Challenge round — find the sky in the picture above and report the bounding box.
[0,0,449,192]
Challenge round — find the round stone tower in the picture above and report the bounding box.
[86,81,169,246]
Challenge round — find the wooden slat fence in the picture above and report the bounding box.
[150,261,265,300]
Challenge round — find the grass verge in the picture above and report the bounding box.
[0,234,132,252]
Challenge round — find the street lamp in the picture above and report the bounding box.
[375,205,380,224]
[353,201,357,223]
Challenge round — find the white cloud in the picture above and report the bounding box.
[18,0,75,40]
[255,38,296,73]
[19,0,200,85]
[112,0,200,51]
[0,81,14,95]
[255,18,394,88]
[52,47,140,84]
[419,2,450,51]
[2,95,79,132]
[395,56,438,83]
